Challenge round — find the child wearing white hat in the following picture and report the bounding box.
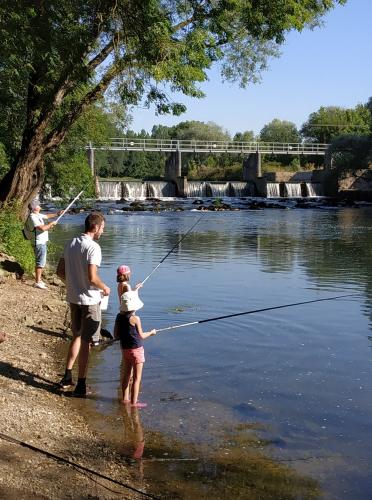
[114,289,156,408]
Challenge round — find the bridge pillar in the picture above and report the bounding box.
[242,153,261,181]
[165,151,182,181]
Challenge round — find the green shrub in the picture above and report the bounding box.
[0,202,35,274]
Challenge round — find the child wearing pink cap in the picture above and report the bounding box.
[117,264,142,308]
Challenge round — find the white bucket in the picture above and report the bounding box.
[100,294,109,311]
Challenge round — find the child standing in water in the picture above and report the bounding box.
[114,286,156,408]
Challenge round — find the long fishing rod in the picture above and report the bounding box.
[154,294,355,332]
[55,190,84,224]
[95,294,355,347]
[141,214,204,285]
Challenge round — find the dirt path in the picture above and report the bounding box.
[0,272,151,499]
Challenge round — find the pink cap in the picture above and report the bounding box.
[117,264,131,275]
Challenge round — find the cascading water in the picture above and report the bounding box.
[122,181,146,199]
[285,183,302,198]
[229,182,254,197]
[207,182,229,197]
[306,183,323,197]
[147,181,176,198]
[98,181,122,200]
[267,183,280,198]
[187,181,207,197]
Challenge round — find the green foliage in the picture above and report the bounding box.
[0,0,346,204]
[188,159,242,181]
[0,203,35,274]
[0,143,9,180]
[301,105,371,143]
[233,131,256,142]
[46,152,95,199]
[260,119,301,143]
[328,135,372,172]
[259,119,301,167]
[45,104,123,197]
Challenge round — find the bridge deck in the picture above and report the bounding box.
[88,138,328,156]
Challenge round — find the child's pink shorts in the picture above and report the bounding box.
[123,346,145,364]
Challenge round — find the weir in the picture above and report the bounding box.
[97,179,260,199]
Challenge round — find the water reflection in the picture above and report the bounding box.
[53,207,372,498]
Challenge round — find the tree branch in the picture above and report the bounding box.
[87,34,118,72]
[43,61,125,151]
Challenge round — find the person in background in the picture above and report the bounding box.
[28,199,60,289]
[57,211,110,397]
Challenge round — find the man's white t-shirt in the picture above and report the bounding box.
[29,213,48,244]
[64,234,102,305]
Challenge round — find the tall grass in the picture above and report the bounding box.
[0,202,37,275]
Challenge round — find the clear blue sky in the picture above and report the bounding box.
[129,0,371,137]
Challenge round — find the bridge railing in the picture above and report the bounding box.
[88,138,329,155]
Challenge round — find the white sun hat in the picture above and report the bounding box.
[120,290,144,312]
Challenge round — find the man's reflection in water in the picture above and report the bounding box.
[121,404,145,481]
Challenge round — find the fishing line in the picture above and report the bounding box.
[141,214,204,285]
[95,293,356,347]
[0,432,159,499]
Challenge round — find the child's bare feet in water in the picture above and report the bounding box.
[131,402,147,408]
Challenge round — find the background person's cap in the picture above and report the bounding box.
[117,264,131,275]
[28,198,40,210]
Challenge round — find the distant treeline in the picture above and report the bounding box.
[1,99,371,198]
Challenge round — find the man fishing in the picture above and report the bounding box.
[57,211,110,397]
[27,198,60,289]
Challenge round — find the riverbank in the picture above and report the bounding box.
[0,271,148,499]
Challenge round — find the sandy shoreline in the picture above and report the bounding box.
[0,271,149,499]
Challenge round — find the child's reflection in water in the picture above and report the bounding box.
[121,404,145,480]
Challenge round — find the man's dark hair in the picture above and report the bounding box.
[85,212,105,232]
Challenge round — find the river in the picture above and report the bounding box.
[54,206,372,499]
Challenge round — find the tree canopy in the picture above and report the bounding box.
[259,119,300,143]
[301,105,370,143]
[0,0,346,209]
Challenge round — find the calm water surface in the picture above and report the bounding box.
[55,207,372,499]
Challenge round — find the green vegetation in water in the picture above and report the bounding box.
[167,304,198,314]
[143,423,320,500]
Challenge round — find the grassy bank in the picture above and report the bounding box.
[0,203,35,274]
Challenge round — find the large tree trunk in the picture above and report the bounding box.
[0,134,46,218]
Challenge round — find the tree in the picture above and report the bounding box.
[301,105,371,143]
[0,143,9,180]
[259,119,300,143]
[259,119,301,168]
[0,0,346,211]
[233,131,256,142]
[45,104,120,196]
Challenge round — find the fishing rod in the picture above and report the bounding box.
[55,190,84,224]
[140,214,204,285]
[95,294,355,347]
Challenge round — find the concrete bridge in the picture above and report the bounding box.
[87,138,329,180]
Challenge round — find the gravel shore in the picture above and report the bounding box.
[0,271,148,499]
